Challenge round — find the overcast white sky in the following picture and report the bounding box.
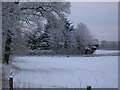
[68,2,118,41]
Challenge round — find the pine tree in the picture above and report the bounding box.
[62,18,75,54]
[28,30,50,51]
[38,30,50,50]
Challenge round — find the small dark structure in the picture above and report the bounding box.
[85,47,91,54]
[85,39,99,55]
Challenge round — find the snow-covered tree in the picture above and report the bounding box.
[2,2,20,64]
[2,2,71,63]
[62,18,75,54]
[74,23,93,54]
[11,29,29,56]
[20,2,71,29]
[28,30,50,50]
[46,17,75,55]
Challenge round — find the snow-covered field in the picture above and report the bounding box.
[12,55,118,88]
[94,50,119,55]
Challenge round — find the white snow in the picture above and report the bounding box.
[12,56,118,88]
[94,50,119,55]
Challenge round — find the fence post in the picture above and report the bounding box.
[9,76,13,90]
[87,86,91,90]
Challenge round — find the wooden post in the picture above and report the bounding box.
[9,76,13,90]
[87,86,91,90]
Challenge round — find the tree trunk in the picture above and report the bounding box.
[3,34,12,64]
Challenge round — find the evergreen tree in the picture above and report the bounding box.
[62,18,75,54]
[38,30,50,50]
[28,30,50,51]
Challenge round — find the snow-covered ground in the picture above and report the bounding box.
[12,56,118,88]
[94,50,119,55]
